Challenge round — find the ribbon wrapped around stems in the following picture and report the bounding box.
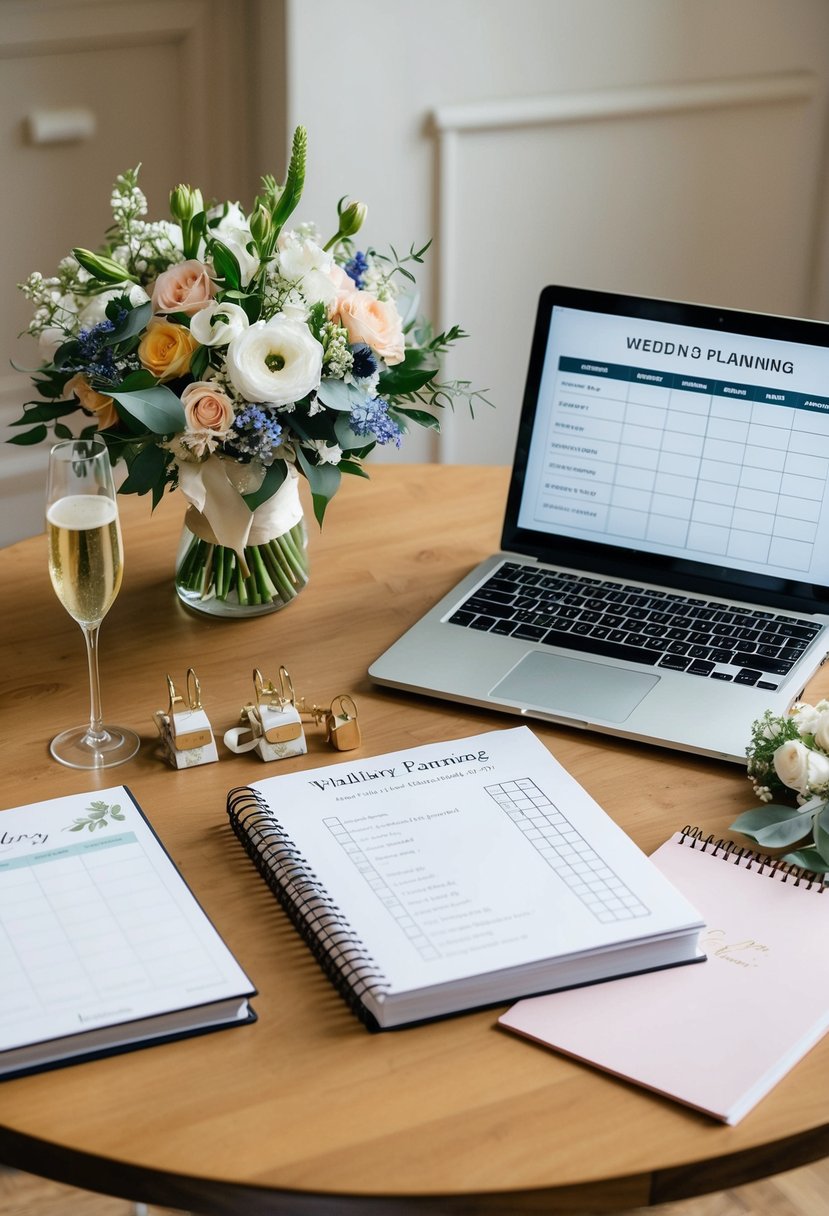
[174,458,309,614]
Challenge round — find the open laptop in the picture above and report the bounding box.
[369,285,829,762]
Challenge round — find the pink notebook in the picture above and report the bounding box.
[499,829,829,1125]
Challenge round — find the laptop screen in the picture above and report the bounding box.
[505,287,829,611]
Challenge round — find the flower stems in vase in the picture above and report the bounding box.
[175,521,309,614]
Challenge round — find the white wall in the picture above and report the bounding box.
[282,0,829,467]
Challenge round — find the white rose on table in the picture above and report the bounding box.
[773,739,829,797]
[225,315,323,407]
[190,301,250,347]
[791,701,824,736]
[811,711,829,754]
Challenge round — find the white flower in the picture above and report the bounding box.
[225,315,323,407]
[209,202,258,285]
[773,739,829,797]
[812,713,829,753]
[278,232,337,306]
[190,301,250,347]
[37,293,78,359]
[38,326,67,361]
[79,283,149,329]
[792,702,823,736]
[309,440,342,464]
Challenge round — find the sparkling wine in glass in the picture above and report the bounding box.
[46,436,140,768]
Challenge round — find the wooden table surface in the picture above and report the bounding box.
[0,463,827,1216]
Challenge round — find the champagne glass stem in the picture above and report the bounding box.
[82,623,108,745]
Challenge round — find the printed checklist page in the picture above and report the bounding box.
[250,727,703,996]
[0,787,253,1053]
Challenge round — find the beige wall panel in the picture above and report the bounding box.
[437,80,824,464]
[0,0,256,544]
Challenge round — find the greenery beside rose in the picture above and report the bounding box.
[729,703,829,877]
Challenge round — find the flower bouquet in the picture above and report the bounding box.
[730,703,829,877]
[12,127,487,615]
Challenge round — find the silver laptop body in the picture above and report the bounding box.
[370,286,829,762]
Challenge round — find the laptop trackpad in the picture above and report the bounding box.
[491,652,659,723]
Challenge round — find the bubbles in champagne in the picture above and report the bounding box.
[47,494,123,625]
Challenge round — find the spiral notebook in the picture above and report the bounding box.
[226,727,704,1030]
[499,827,829,1125]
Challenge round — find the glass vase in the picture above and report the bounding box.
[174,470,309,619]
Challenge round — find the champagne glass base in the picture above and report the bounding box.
[50,724,140,770]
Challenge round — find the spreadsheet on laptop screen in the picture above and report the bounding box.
[517,305,829,586]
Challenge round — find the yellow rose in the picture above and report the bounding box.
[138,317,198,381]
[65,373,119,430]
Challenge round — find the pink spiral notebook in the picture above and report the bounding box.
[499,828,829,1125]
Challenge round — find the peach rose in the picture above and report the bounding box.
[65,373,119,430]
[181,381,234,433]
[335,292,404,365]
[326,263,357,318]
[138,317,199,381]
[151,259,215,316]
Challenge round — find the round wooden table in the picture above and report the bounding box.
[0,465,827,1214]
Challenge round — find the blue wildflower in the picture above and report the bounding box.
[349,396,401,447]
[227,405,284,464]
[350,343,377,380]
[344,251,369,290]
[68,315,123,382]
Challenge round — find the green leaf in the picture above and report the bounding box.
[110,385,186,436]
[729,804,816,848]
[288,409,339,445]
[8,425,47,445]
[119,444,170,496]
[116,369,157,392]
[242,460,287,511]
[295,447,340,526]
[333,415,370,451]
[103,300,152,345]
[54,423,73,439]
[378,349,439,397]
[209,239,242,291]
[392,406,441,431]
[190,345,210,381]
[316,378,363,412]
[815,804,829,864]
[339,459,370,478]
[223,290,261,323]
[781,846,829,873]
[69,823,86,832]
[10,401,76,424]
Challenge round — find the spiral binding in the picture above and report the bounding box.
[678,825,826,892]
[227,786,391,1030]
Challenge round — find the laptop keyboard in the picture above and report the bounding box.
[447,562,823,690]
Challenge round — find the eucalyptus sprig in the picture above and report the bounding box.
[731,706,829,877]
[730,798,829,875]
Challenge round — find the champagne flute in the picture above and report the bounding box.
[45,436,140,768]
